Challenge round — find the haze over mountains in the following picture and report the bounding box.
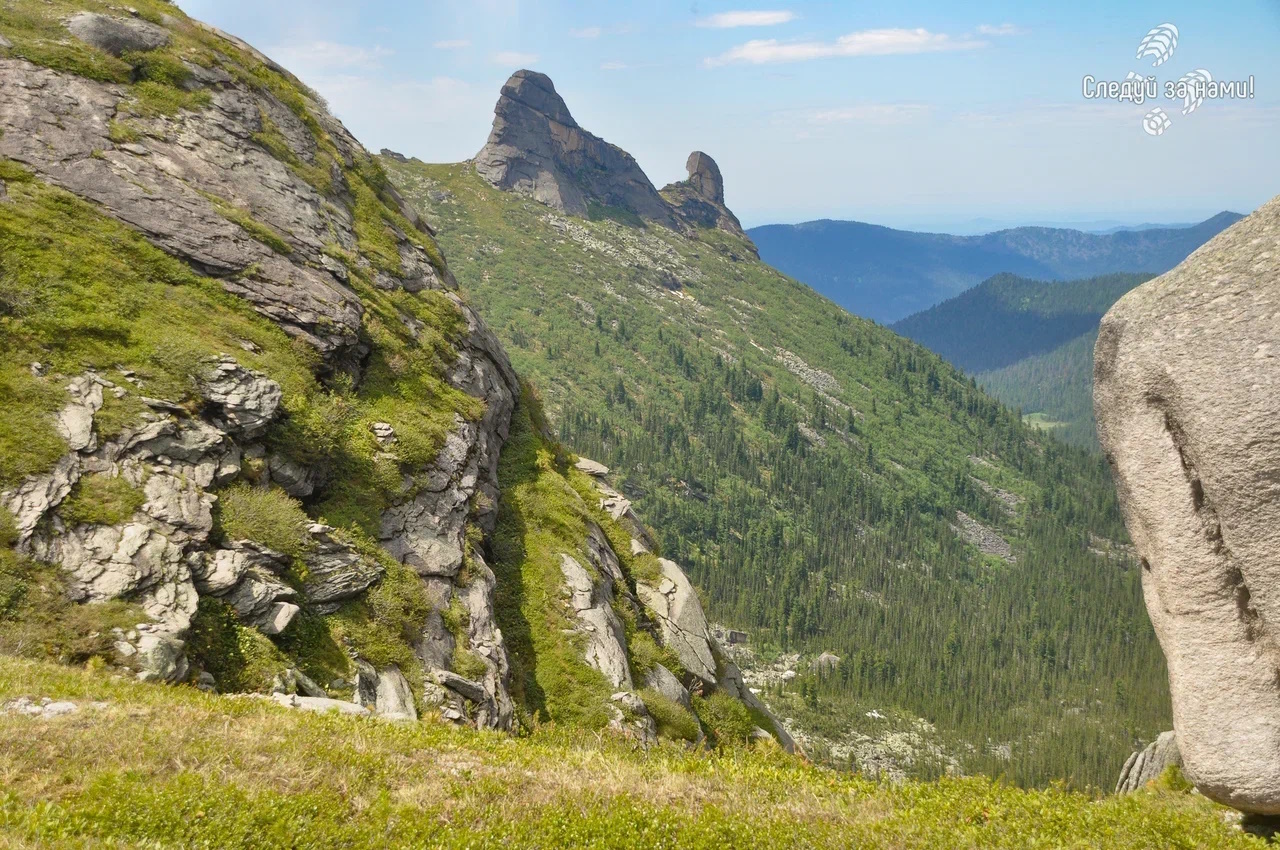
[748,213,1243,325]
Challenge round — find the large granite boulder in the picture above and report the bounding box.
[1094,195,1280,814]
[473,70,674,226]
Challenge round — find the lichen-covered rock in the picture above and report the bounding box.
[1095,195,1280,814]
[609,690,657,745]
[198,357,281,440]
[1116,731,1181,794]
[67,12,170,56]
[221,567,298,633]
[134,631,189,683]
[301,525,383,608]
[560,552,632,690]
[54,375,104,452]
[644,664,692,711]
[374,665,418,721]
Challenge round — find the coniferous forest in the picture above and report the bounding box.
[386,159,1170,788]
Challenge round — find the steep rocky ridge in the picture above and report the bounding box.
[0,0,789,749]
[1095,196,1280,814]
[473,70,754,249]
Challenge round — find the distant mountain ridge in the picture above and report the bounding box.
[748,212,1242,324]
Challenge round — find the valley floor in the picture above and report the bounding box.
[0,658,1256,849]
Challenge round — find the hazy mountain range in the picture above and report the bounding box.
[748,213,1243,324]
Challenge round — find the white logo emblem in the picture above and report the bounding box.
[1136,23,1179,67]
[1176,69,1213,115]
[1142,107,1173,136]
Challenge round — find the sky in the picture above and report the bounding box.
[178,0,1280,232]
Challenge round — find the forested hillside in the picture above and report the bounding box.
[749,216,1237,323]
[892,273,1154,449]
[385,154,1170,788]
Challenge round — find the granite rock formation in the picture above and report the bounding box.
[1095,195,1280,814]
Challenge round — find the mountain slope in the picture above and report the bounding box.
[382,76,1171,788]
[891,273,1155,449]
[749,215,1241,323]
[0,0,786,755]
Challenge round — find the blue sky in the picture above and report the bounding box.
[179,0,1280,232]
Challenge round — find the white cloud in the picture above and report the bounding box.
[697,10,796,28]
[570,26,602,39]
[600,61,627,71]
[267,41,393,72]
[809,104,933,125]
[492,51,539,66]
[976,23,1025,37]
[704,28,987,66]
[433,39,471,49]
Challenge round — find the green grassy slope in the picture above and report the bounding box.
[384,159,1170,788]
[0,0,736,752]
[0,657,1257,850]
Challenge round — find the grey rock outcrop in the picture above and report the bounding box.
[0,48,444,373]
[560,552,633,690]
[1095,195,1280,814]
[301,525,383,610]
[637,558,718,685]
[661,151,751,242]
[198,358,282,440]
[1116,731,1182,794]
[67,12,170,56]
[474,70,674,226]
[645,663,692,710]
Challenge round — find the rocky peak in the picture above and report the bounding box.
[684,151,725,205]
[473,70,673,225]
[661,150,752,245]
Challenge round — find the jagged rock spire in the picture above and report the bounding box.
[684,151,725,206]
[473,70,674,224]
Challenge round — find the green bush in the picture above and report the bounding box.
[216,485,312,562]
[693,692,756,748]
[327,555,430,675]
[640,687,701,742]
[58,474,146,527]
[186,597,289,692]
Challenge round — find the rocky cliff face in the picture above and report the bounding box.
[0,2,789,750]
[1095,195,1280,814]
[474,71,755,250]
